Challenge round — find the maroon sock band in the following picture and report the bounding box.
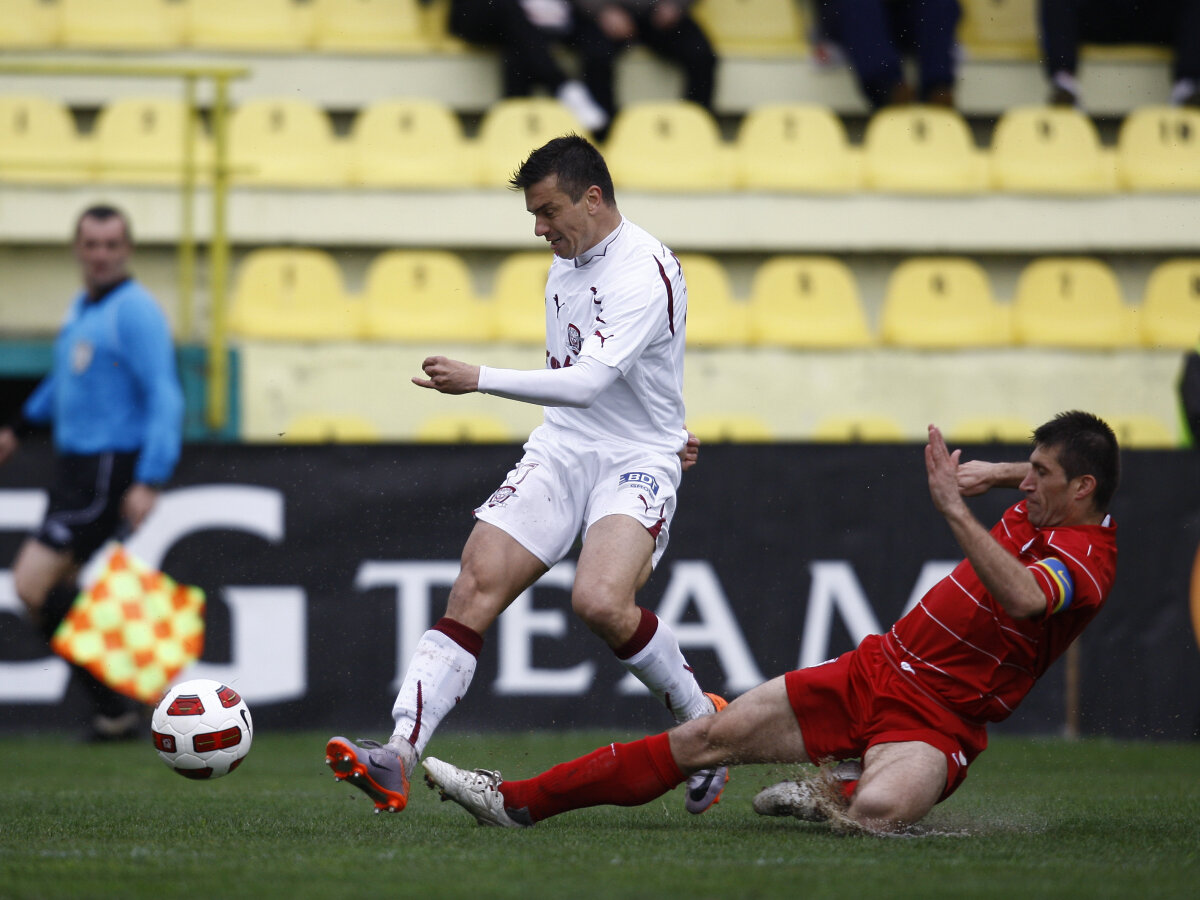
[612,607,658,660]
[433,616,484,658]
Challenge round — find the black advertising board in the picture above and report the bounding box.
[2,438,1197,740]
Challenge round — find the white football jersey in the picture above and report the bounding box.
[539,218,688,453]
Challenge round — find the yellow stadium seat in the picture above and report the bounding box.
[0,0,61,47]
[477,98,592,187]
[349,99,477,188]
[678,254,749,347]
[60,0,184,49]
[687,414,774,442]
[691,0,806,55]
[282,413,381,443]
[991,106,1117,193]
[1139,258,1200,349]
[1117,106,1200,191]
[604,101,733,192]
[416,413,516,443]
[747,256,873,348]
[880,257,1011,347]
[1012,257,1139,348]
[735,104,861,192]
[958,0,1038,58]
[863,106,989,193]
[811,415,907,442]
[311,0,427,52]
[187,0,311,49]
[93,97,211,185]
[948,416,1035,444]
[362,250,493,343]
[229,98,348,187]
[228,248,362,341]
[490,251,553,344]
[0,95,91,184]
[420,0,468,51]
[1102,413,1178,448]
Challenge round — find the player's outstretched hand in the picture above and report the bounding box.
[412,356,481,395]
[680,429,700,472]
[925,424,965,516]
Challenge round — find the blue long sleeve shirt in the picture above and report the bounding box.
[22,278,184,485]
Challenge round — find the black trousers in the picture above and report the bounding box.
[449,0,608,98]
[1039,0,1200,81]
[573,9,717,117]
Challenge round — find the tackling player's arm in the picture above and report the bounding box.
[926,425,1047,619]
[957,460,1031,496]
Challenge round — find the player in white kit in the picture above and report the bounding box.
[326,135,727,816]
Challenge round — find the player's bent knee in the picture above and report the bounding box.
[570,589,628,637]
[847,783,937,833]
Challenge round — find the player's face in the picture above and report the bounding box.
[1020,444,1087,528]
[524,175,600,260]
[74,215,132,293]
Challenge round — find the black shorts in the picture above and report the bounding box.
[35,452,137,562]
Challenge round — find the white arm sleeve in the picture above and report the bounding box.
[477,355,619,407]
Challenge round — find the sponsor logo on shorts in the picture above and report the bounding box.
[619,471,659,497]
[485,486,517,507]
[567,323,582,354]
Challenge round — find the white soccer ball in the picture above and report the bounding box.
[151,679,253,779]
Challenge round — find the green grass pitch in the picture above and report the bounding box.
[1,730,1197,899]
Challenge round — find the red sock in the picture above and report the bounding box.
[499,732,683,824]
[840,779,858,802]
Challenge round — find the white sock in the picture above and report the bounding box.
[389,629,477,758]
[619,621,712,722]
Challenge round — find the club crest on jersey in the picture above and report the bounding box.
[567,323,582,354]
[619,471,659,497]
[71,340,94,374]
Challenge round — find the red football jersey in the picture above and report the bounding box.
[884,501,1118,723]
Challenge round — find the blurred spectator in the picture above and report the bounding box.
[448,0,610,132]
[570,1,718,123]
[1039,0,1200,108]
[811,0,962,109]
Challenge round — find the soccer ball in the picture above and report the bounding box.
[151,679,253,779]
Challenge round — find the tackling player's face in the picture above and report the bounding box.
[1020,444,1090,528]
[525,175,600,260]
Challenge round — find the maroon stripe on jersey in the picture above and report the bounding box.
[654,257,675,335]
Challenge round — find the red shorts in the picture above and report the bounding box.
[784,634,988,802]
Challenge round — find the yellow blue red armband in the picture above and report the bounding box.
[1032,557,1074,614]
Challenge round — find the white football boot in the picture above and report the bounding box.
[423,757,531,828]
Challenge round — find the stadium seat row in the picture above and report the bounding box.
[0,0,1166,63]
[3,94,1199,193]
[226,248,1200,350]
[277,407,1180,447]
[684,411,1180,447]
[0,0,450,53]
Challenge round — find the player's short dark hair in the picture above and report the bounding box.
[1033,411,1120,511]
[509,135,616,206]
[75,204,132,243]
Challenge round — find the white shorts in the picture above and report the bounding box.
[473,424,681,568]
